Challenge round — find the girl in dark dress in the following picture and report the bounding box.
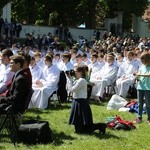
[67,65,106,134]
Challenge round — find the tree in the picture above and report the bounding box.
[106,0,149,31]
[10,0,149,31]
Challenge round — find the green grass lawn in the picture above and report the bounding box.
[0,102,150,150]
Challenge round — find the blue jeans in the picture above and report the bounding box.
[138,90,150,120]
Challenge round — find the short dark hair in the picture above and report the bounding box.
[2,49,13,57]
[18,52,31,65]
[75,65,86,78]
[44,55,52,62]
[10,55,25,68]
[91,53,98,58]
[62,52,71,60]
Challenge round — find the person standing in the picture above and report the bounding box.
[134,52,150,124]
[67,65,106,134]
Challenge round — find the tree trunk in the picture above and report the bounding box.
[27,0,36,24]
[86,0,97,28]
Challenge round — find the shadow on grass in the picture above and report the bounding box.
[89,100,106,106]
[0,146,7,149]
[26,108,44,114]
[46,103,71,111]
[92,131,120,140]
[51,131,76,146]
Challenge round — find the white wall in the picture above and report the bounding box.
[20,25,106,41]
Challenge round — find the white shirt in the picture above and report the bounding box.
[67,78,87,99]
[59,61,74,71]
[0,64,15,93]
[88,61,102,81]
[117,60,138,78]
[29,64,43,83]
[40,64,60,87]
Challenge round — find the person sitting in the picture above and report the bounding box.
[88,53,104,84]
[0,49,14,94]
[67,65,107,134]
[74,53,85,67]
[60,52,74,71]
[90,54,118,101]
[116,51,139,98]
[18,52,32,90]
[0,55,31,114]
[29,55,60,109]
[33,52,44,69]
[29,57,43,84]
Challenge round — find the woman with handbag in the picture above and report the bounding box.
[67,65,107,134]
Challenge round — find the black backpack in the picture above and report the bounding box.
[18,120,53,144]
[57,71,67,102]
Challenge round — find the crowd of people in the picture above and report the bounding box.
[0,27,150,135]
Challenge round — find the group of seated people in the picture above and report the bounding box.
[0,41,145,110]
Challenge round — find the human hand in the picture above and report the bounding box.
[35,80,43,86]
[96,77,101,80]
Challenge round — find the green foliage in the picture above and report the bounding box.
[106,0,148,17]
[0,0,11,10]
[10,0,149,30]
[1,102,150,149]
[0,0,11,16]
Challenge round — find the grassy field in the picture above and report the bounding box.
[0,101,150,150]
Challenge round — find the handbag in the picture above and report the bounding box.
[18,120,53,144]
[128,85,137,99]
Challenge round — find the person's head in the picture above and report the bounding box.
[82,53,88,62]
[98,54,104,63]
[10,55,25,72]
[18,52,31,68]
[75,54,83,64]
[106,54,115,66]
[44,55,53,67]
[74,65,86,79]
[33,52,42,62]
[127,51,135,61]
[140,52,150,66]
[117,52,124,62]
[70,50,77,60]
[32,45,38,52]
[1,49,13,65]
[62,52,71,63]
[30,56,36,67]
[90,53,98,64]
[54,53,60,62]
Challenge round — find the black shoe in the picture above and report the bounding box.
[98,123,107,134]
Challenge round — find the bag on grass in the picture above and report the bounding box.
[107,115,136,130]
[18,120,53,144]
[107,94,128,110]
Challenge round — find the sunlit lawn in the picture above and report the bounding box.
[0,101,150,150]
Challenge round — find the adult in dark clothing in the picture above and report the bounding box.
[18,52,32,90]
[25,33,34,47]
[4,19,9,37]
[0,33,9,49]
[0,18,4,36]
[15,22,22,38]
[67,65,107,134]
[38,34,49,49]
[0,55,31,114]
